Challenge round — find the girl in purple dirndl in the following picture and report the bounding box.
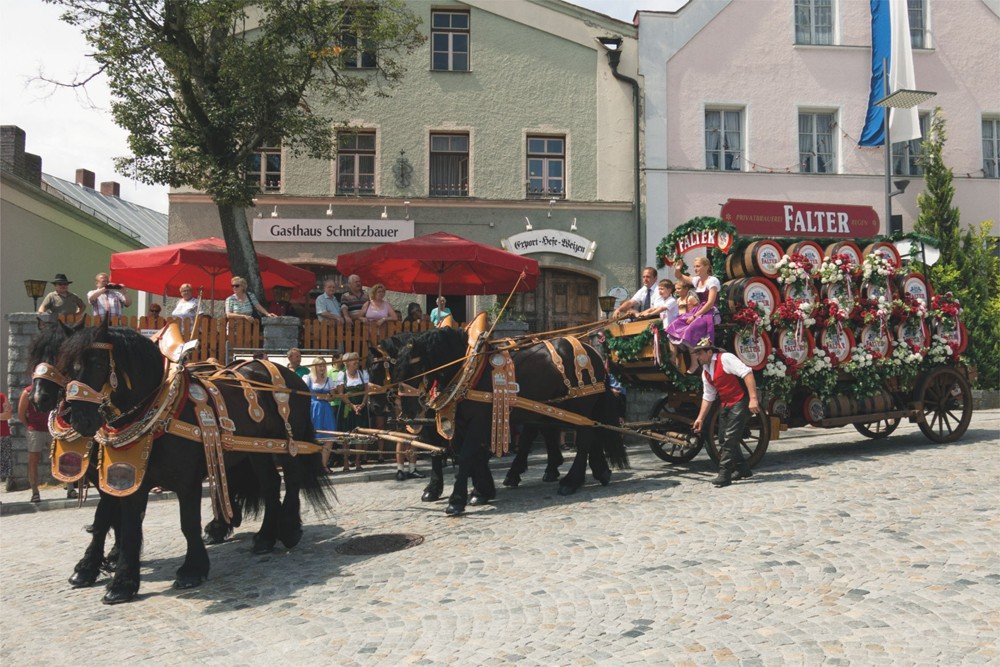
[666,256,721,364]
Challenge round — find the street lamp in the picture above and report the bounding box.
[24,279,47,310]
[874,70,936,235]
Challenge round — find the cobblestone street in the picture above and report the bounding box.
[2,410,997,665]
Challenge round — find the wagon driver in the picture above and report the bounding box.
[690,337,759,488]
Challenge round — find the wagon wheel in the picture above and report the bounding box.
[704,405,771,468]
[916,366,972,443]
[853,418,900,439]
[646,396,702,463]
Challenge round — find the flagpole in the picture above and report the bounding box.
[883,56,892,237]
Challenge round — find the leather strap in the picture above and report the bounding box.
[465,389,599,428]
[189,378,233,523]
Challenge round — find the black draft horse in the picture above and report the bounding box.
[366,334,565,504]
[56,321,331,604]
[394,327,628,516]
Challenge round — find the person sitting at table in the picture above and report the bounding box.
[637,279,679,326]
[225,276,275,321]
[403,302,425,325]
[429,296,451,326]
[361,283,397,337]
[613,267,658,319]
[315,279,344,324]
[171,283,200,322]
[666,256,721,368]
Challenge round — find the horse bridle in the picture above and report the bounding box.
[32,362,70,388]
[63,342,123,420]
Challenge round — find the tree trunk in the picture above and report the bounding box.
[216,203,267,307]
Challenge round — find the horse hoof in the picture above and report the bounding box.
[204,533,226,546]
[173,573,207,590]
[594,471,612,486]
[445,503,465,516]
[557,484,578,496]
[279,528,303,550]
[421,489,442,502]
[251,537,276,555]
[542,470,560,483]
[100,558,117,574]
[69,570,99,588]
[502,474,520,488]
[102,588,137,605]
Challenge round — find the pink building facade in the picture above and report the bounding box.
[637,0,1000,267]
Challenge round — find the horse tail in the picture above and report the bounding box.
[227,456,265,520]
[598,388,629,470]
[298,451,335,515]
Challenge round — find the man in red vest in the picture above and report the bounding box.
[691,337,760,487]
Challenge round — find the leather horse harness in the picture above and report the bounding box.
[39,323,319,523]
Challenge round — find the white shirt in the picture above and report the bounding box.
[172,297,199,320]
[701,352,752,402]
[653,294,680,325]
[630,285,656,309]
[694,275,722,294]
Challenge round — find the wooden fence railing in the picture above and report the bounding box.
[58,315,436,363]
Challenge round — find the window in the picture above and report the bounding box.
[526,136,565,198]
[429,133,469,197]
[795,0,832,45]
[705,109,743,171]
[984,117,1000,179]
[892,113,930,176]
[431,11,469,71]
[246,146,281,192]
[336,131,376,195]
[908,0,926,49]
[340,7,377,68]
[799,112,836,174]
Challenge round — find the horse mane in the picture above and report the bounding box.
[403,327,466,385]
[58,326,164,411]
[28,322,71,367]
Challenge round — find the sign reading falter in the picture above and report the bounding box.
[501,230,597,261]
[252,219,415,243]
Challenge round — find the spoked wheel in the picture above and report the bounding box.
[916,366,972,443]
[704,406,771,468]
[646,397,703,463]
[853,418,901,439]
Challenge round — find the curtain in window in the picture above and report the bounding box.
[430,155,467,196]
[799,114,814,172]
[816,114,834,173]
[794,0,811,44]
[985,120,997,178]
[724,110,741,170]
[705,111,721,170]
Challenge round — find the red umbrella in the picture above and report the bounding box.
[335,231,539,295]
[109,237,316,302]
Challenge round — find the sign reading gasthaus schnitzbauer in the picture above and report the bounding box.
[501,229,597,260]
[252,219,415,243]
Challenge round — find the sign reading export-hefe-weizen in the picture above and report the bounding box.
[720,199,880,238]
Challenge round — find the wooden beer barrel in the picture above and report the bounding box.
[722,277,781,316]
[857,391,893,415]
[786,240,824,268]
[780,281,819,305]
[726,240,784,279]
[862,241,902,269]
[733,330,772,371]
[824,240,863,265]
[819,326,856,365]
[896,271,933,307]
[858,323,893,356]
[775,327,815,363]
[934,316,968,355]
[803,394,825,425]
[825,394,857,419]
[896,318,931,352]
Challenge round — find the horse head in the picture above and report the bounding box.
[58,317,164,437]
[366,333,416,420]
[393,327,466,419]
[28,317,84,412]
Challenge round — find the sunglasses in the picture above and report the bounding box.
[231,283,242,288]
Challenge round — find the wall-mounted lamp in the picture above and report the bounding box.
[548,198,556,218]
[404,200,411,220]
[24,279,48,310]
[381,206,388,220]
[270,205,279,218]
[325,203,334,217]
[570,217,578,232]
[890,179,910,198]
[524,216,533,231]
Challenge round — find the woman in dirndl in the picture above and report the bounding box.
[305,359,337,472]
[337,352,370,471]
[666,256,721,366]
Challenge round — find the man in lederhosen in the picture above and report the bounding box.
[690,337,760,487]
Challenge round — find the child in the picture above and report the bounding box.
[639,279,680,326]
[676,282,692,315]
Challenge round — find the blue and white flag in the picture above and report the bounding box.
[859,0,921,146]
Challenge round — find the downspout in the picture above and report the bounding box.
[600,38,643,278]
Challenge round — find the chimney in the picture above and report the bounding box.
[100,181,121,197]
[75,168,96,189]
[1,126,43,186]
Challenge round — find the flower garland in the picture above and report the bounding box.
[603,327,654,363]
[774,253,815,286]
[889,294,928,325]
[816,253,857,285]
[924,334,959,366]
[770,298,816,342]
[928,292,961,332]
[812,297,850,331]
[799,348,838,401]
[861,252,897,288]
[655,216,736,268]
[731,301,770,346]
[760,353,795,402]
[841,348,886,398]
[849,296,892,328]
[889,340,925,388]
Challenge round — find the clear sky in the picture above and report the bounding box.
[0,0,685,214]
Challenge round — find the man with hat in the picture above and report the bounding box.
[37,274,86,318]
[690,336,760,487]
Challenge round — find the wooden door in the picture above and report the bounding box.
[510,269,597,333]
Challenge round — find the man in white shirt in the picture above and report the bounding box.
[87,272,131,317]
[315,279,345,323]
[690,337,760,488]
[613,266,658,318]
